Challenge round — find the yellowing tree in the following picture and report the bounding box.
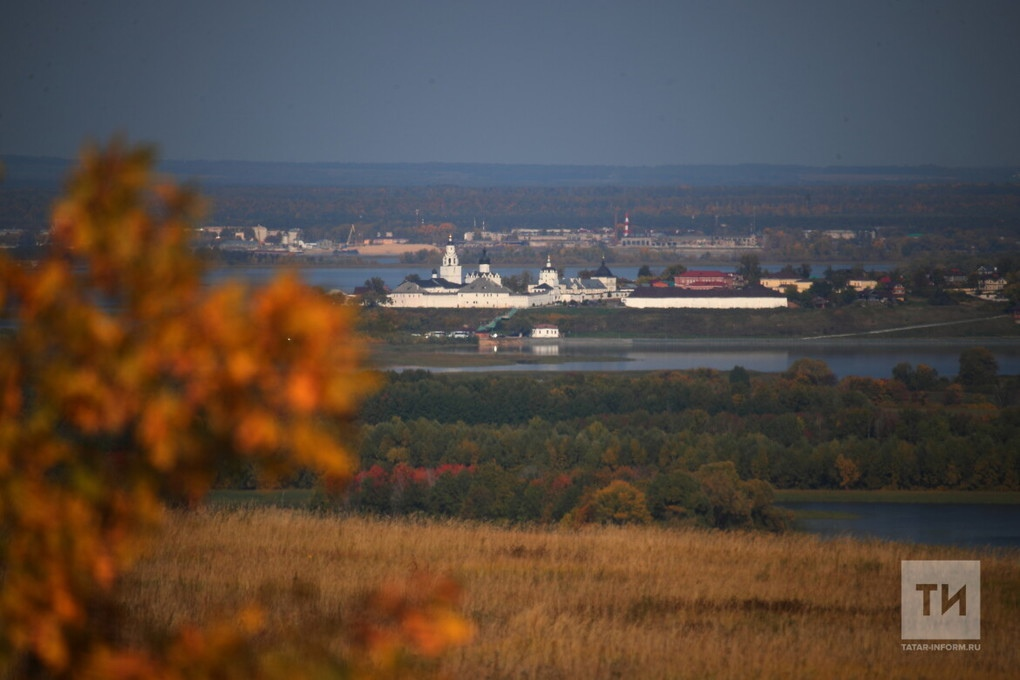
[0,142,469,678]
[586,480,652,525]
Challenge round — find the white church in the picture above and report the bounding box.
[528,254,619,303]
[385,238,618,309]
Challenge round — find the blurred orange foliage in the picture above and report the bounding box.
[0,141,470,678]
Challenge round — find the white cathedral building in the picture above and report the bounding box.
[385,238,617,309]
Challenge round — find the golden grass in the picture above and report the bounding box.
[118,509,1020,679]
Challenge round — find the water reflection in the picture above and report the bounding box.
[408,339,1020,379]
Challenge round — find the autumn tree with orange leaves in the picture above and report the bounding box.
[0,142,471,678]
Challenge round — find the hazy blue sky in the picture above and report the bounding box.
[3,0,1019,167]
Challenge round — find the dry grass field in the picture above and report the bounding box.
[117,509,1020,679]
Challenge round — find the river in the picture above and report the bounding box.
[780,502,1020,549]
[204,262,894,292]
[402,338,1020,380]
[205,262,650,291]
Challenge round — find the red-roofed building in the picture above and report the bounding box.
[673,270,737,290]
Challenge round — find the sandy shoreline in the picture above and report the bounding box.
[353,243,440,256]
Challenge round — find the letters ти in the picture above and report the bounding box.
[915,583,966,616]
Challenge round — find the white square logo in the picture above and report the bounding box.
[901,560,980,640]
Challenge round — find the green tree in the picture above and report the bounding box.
[361,276,391,306]
[461,463,517,520]
[737,254,762,284]
[694,462,752,529]
[958,347,999,389]
[646,470,705,523]
[729,365,751,392]
[808,278,834,301]
[693,461,789,532]
[501,270,533,293]
[427,469,472,516]
[660,263,688,279]
[892,362,914,386]
[913,364,942,392]
[763,413,806,447]
[744,478,792,532]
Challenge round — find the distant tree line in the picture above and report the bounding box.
[218,351,1020,529]
[190,183,1020,238]
[348,355,1018,492]
[4,182,1018,266]
[322,459,789,532]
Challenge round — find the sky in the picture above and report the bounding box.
[2,0,1020,167]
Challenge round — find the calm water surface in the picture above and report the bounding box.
[205,262,896,291]
[781,502,1020,548]
[413,340,1020,380]
[205,264,649,290]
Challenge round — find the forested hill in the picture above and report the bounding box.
[351,360,1020,493]
[3,155,1018,188]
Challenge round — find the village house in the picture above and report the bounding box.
[944,269,969,288]
[978,275,1008,298]
[531,324,560,338]
[848,279,879,291]
[760,277,812,293]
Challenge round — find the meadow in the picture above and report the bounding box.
[117,508,1019,679]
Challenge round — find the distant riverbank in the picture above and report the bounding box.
[553,336,1020,349]
[372,335,1020,378]
[774,489,1020,504]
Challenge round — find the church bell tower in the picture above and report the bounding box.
[439,235,463,284]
